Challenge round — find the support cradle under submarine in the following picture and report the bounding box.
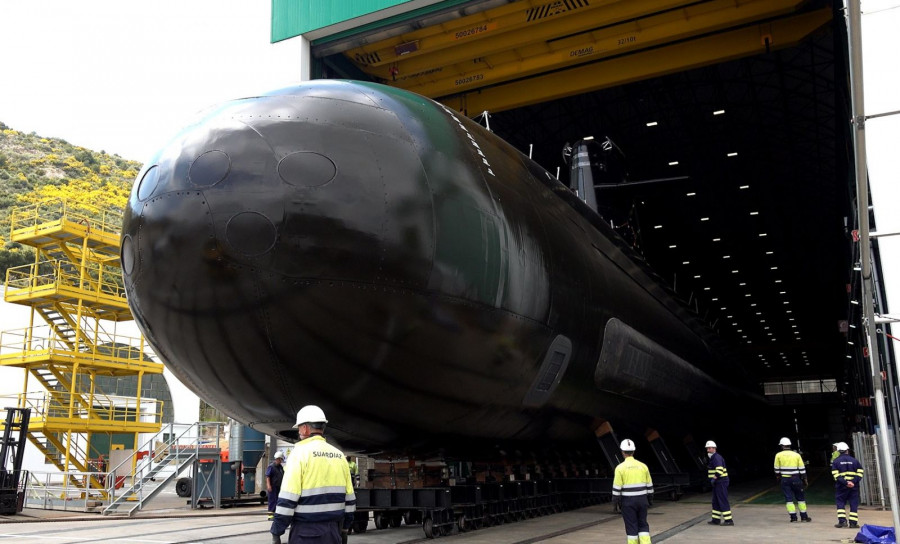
[121,80,761,456]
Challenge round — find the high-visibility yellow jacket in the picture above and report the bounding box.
[612,456,654,498]
[272,435,355,534]
[774,449,807,480]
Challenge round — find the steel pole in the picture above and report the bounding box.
[845,0,900,526]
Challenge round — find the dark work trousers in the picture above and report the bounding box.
[835,485,860,520]
[712,479,731,519]
[267,487,280,515]
[781,477,808,520]
[289,520,342,544]
[781,478,806,503]
[621,495,650,537]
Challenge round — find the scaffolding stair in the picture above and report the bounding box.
[2,198,164,499]
[102,450,197,516]
[26,430,103,490]
[35,307,77,350]
[102,423,214,516]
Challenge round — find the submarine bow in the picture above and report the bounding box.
[121,80,756,453]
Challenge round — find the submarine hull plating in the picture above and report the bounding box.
[121,80,753,452]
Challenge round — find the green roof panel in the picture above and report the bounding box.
[271,0,412,42]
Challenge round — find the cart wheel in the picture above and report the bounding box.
[175,477,192,497]
[390,513,402,528]
[374,512,388,530]
[440,524,452,536]
[457,514,467,532]
[423,517,435,539]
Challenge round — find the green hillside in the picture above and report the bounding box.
[0,121,141,278]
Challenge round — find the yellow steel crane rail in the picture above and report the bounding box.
[345,0,633,68]
[439,8,832,114]
[349,0,698,80]
[394,0,804,98]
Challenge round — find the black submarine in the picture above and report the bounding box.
[121,80,759,455]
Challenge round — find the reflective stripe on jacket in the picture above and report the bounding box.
[272,435,355,533]
[831,454,864,486]
[612,456,654,497]
[774,450,806,479]
[707,452,728,480]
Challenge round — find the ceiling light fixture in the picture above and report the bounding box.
[646,121,658,127]
[714,109,725,115]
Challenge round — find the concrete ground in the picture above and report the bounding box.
[0,479,893,543]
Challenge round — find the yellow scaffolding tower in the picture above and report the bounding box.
[1,199,164,494]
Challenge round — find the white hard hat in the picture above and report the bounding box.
[620,439,636,452]
[836,442,850,452]
[274,451,285,460]
[779,437,791,446]
[705,441,717,448]
[295,405,328,427]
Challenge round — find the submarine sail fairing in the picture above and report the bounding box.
[121,80,757,453]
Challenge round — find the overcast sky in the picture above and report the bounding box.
[0,1,302,162]
[0,1,897,394]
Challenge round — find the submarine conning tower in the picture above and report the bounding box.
[563,136,627,214]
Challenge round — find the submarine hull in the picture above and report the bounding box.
[121,80,754,453]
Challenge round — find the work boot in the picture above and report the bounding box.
[271,534,281,544]
[722,520,735,526]
[707,520,720,525]
[801,514,812,522]
[849,522,860,529]
[835,521,847,528]
[790,514,798,523]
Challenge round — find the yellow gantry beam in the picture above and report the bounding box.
[351,0,698,80]
[395,0,804,98]
[439,8,832,114]
[347,0,628,68]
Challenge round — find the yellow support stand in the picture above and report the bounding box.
[1,199,165,495]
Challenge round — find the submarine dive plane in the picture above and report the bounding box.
[121,80,758,455]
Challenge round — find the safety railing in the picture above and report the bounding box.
[5,391,163,429]
[9,198,123,240]
[0,325,161,370]
[5,259,125,301]
[25,470,113,512]
[103,422,225,515]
